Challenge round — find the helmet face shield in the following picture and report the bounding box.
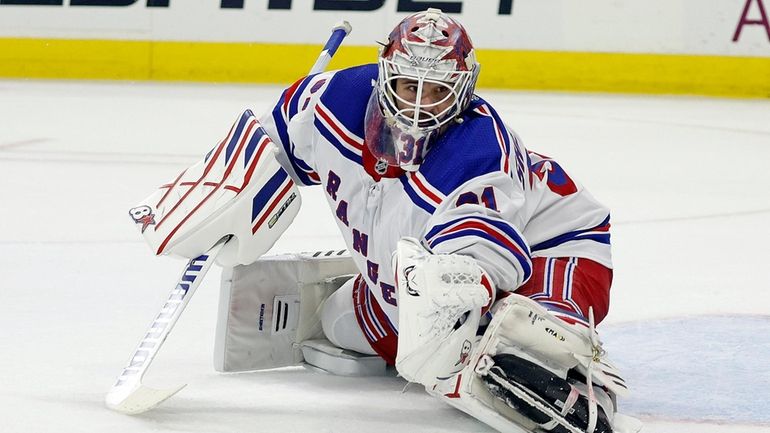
[364,89,431,172]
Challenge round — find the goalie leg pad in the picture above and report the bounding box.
[424,294,641,433]
[213,250,358,372]
[490,294,629,398]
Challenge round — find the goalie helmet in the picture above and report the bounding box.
[365,8,480,171]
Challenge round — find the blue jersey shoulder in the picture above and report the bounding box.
[318,64,378,138]
[419,97,511,196]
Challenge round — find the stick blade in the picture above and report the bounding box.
[105,383,186,415]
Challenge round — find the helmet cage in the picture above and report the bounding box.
[377,57,476,133]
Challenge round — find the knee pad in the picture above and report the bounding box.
[321,278,377,355]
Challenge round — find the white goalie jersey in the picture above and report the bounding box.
[259,64,612,332]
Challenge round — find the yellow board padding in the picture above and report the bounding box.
[0,38,375,82]
[1,38,768,98]
[0,38,153,80]
[150,41,378,83]
[476,49,770,98]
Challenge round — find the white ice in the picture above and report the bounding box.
[1,80,769,433]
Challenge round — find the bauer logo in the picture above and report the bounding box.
[113,255,207,388]
[178,255,207,294]
[268,192,297,229]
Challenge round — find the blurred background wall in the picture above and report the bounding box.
[0,0,768,97]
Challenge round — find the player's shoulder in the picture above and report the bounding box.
[324,64,378,92]
[313,64,377,136]
[284,64,375,115]
[419,96,517,195]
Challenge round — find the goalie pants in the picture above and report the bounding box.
[511,256,612,326]
[323,257,611,365]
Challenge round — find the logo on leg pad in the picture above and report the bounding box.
[404,265,420,297]
[129,205,156,233]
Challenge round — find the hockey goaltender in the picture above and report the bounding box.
[114,8,643,433]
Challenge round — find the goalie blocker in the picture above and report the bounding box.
[127,110,301,267]
[108,111,306,414]
[108,21,354,415]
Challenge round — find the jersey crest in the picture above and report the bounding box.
[531,157,578,197]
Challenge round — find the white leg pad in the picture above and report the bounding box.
[430,369,542,433]
[214,251,358,372]
[489,294,629,397]
[425,294,642,433]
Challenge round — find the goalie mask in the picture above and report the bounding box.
[365,8,480,171]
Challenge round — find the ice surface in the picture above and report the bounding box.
[603,316,770,424]
[1,80,769,432]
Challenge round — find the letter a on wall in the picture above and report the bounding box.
[733,0,770,42]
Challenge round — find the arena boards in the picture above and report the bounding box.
[0,1,769,97]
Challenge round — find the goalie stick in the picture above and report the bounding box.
[310,21,353,75]
[105,237,228,414]
[105,21,352,415]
